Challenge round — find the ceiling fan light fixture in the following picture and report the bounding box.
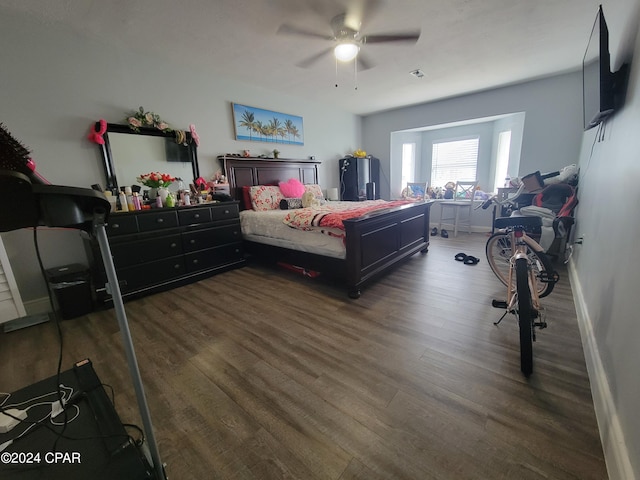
[334,42,359,62]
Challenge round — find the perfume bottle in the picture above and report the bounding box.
[132,192,141,211]
[118,191,127,212]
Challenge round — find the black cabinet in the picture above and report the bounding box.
[339,156,380,201]
[85,202,244,306]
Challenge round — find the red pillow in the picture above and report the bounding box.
[242,186,252,210]
[279,178,306,198]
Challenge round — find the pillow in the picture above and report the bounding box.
[249,185,284,211]
[242,186,252,210]
[279,198,303,210]
[279,178,306,198]
[304,184,324,199]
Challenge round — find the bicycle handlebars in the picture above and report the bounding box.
[476,184,527,210]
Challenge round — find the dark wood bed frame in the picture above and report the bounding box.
[221,156,433,298]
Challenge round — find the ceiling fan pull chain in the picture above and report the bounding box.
[354,59,358,90]
[335,57,339,88]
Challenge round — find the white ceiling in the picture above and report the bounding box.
[1,0,604,115]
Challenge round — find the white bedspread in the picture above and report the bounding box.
[239,209,346,259]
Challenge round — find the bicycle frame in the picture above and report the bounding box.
[504,228,543,313]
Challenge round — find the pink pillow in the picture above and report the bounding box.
[279,178,306,198]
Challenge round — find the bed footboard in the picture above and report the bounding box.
[343,201,432,298]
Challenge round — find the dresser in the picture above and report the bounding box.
[85,201,245,306]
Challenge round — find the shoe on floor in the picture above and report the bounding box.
[441,229,449,238]
[463,255,480,265]
[430,227,438,236]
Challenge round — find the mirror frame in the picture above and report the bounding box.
[97,122,199,192]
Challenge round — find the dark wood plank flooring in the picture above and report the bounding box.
[0,233,607,479]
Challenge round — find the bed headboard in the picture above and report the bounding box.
[220,156,321,204]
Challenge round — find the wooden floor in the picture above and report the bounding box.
[0,233,608,479]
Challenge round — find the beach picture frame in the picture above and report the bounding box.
[232,103,304,145]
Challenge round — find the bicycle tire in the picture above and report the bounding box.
[515,257,534,377]
[485,232,555,298]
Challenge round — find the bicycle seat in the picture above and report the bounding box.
[494,215,542,229]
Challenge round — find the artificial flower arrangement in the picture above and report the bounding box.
[127,107,172,133]
[137,172,176,189]
[353,149,367,158]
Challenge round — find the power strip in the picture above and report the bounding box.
[0,408,27,433]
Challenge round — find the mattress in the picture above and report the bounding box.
[239,209,346,259]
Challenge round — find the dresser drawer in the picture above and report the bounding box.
[106,215,138,236]
[111,234,183,268]
[118,256,186,293]
[211,203,239,221]
[182,224,242,252]
[178,207,212,225]
[137,211,178,232]
[184,244,244,273]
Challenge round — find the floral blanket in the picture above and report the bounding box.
[283,200,413,235]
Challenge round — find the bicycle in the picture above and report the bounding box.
[480,193,559,376]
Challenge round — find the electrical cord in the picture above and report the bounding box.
[31,226,68,452]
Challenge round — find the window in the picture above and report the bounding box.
[430,137,479,188]
[401,142,416,187]
[493,130,512,191]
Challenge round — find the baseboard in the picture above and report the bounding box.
[568,261,635,480]
[429,223,491,235]
[23,296,53,316]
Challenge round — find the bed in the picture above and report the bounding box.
[221,156,433,298]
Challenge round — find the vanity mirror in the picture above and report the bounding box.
[96,123,199,193]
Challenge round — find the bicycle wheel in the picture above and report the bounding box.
[485,232,555,298]
[515,257,534,377]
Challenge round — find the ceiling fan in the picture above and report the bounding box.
[277,6,421,71]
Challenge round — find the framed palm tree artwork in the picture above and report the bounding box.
[232,103,304,145]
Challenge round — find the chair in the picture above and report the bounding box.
[439,181,478,237]
[402,182,428,200]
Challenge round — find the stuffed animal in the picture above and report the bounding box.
[302,190,321,208]
[444,181,456,199]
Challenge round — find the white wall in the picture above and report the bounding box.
[362,72,584,200]
[571,0,640,478]
[0,8,360,309]
[362,2,640,476]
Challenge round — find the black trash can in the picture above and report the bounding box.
[45,264,93,320]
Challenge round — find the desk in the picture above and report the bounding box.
[0,360,151,480]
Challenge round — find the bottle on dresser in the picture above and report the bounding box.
[124,186,135,211]
[118,190,127,212]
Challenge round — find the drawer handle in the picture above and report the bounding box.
[174,264,181,269]
[157,218,164,223]
[192,259,199,264]
[170,243,177,248]
[194,214,200,219]
[112,223,119,229]
[190,239,196,244]
[224,209,230,214]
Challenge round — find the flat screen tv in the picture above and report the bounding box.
[583,5,615,130]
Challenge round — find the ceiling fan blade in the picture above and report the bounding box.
[363,31,421,44]
[296,47,334,68]
[345,0,383,31]
[357,52,374,71]
[277,23,334,41]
